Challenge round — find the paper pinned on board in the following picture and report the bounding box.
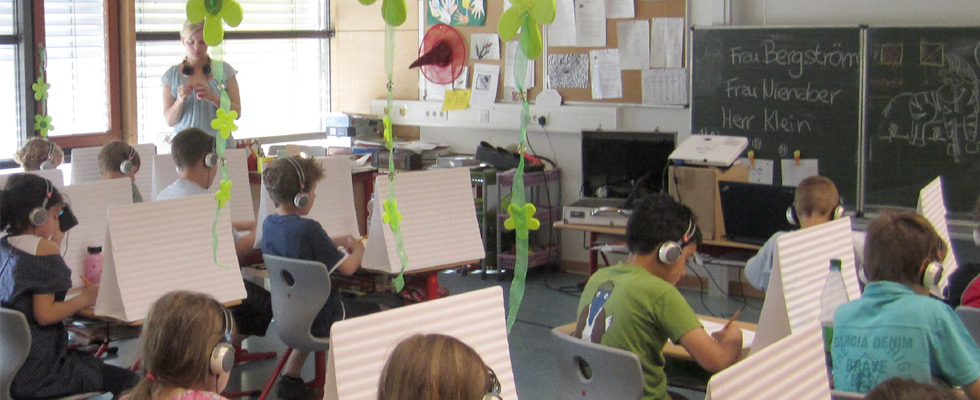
[780,159,819,187]
[737,157,775,185]
[548,0,577,47]
[651,17,685,68]
[470,63,501,110]
[617,20,650,70]
[605,0,634,18]
[641,68,687,105]
[590,49,623,99]
[575,0,606,47]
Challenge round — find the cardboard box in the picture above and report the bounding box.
[667,165,749,240]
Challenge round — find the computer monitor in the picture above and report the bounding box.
[718,181,797,245]
[581,131,676,206]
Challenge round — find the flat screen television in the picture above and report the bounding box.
[581,131,677,207]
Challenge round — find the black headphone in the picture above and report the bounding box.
[120,147,137,174]
[29,179,53,227]
[39,141,55,170]
[658,219,698,264]
[786,199,845,225]
[181,57,212,77]
[284,157,310,208]
[209,302,235,376]
[483,366,502,400]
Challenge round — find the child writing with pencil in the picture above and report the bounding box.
[261,156,389,399]
[832,212,980,397]
[0,173,138,398]
[123,291,237,400]
[99,140,144,203]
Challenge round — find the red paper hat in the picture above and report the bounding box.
[410,24,467,85]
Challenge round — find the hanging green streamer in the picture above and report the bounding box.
[32,44,54,137]
[380,23,412,292]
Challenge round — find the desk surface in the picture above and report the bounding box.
[553,222,762,251]
[556,315,757,362]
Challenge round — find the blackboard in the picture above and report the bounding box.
[865,27,980,215]
[691,27,863,206]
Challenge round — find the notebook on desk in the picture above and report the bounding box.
[718,181,796,245]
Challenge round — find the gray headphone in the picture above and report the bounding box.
[658,219,698,264]
[119,147,136,174]
[285,157,310,208]
[204,150,220,169]
[209,302,235,375]
[39,141,56,170]
[786,201,845,225]
[29,179,53,227]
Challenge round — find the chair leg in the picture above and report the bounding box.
[259,347,294,400]
[235,347,278,364]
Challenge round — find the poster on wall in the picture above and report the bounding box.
[427,0,487,26]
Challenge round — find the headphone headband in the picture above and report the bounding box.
[29,179,53,227]
[39,141,56,170]
[210,301,235,376]
[284,157,310,208]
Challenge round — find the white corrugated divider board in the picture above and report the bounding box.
[94,194,245,322]
[361,168,485,273]
[707,322,830,400]
[150,149,254,224]
[325,286,516,400]
[70,143,156,201]
[60,179,132,288]
[918,177,959,292]
[0,169,66,191]
[751,218,861,354]
[254,156,360,248]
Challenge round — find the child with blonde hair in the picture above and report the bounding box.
[15,137,64,171]
[99,140,144,202]
[377,334,500,400]
[124,291,237,400]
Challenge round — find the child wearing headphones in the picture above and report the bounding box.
[831,212,980,397]
[0,173,138,398]
[124,291,236,400]
[156,127,268,358]
[261,156,387,399]
[99,140,144,202]
[15,137,64,171]
[943,195,980,309]
[744,175,865,291]
[574,193,742,400]
[377,334,500,400]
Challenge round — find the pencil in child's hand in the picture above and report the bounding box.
[355,235,369,244]
[724,310,741,328]
[81,276,93,286]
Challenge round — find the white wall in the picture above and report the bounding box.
[419,0,980,266]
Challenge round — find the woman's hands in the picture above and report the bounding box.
[177,83,220,107]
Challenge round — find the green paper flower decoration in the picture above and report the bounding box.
[34,114,54,137]
[504,202,541,238]
[211,109,238,139]
[187,0,244,46]
[358,0,406,27]
[215,179,233,208]
[383,116,393,150]
[382,198,403,231]
[32,77,50,101]
[498,0,555,59]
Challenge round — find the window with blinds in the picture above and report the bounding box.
[135,0,331,145]
[44,0,110,137]
[1,1,17,158]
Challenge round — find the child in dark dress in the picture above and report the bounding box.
[0,173,138,398]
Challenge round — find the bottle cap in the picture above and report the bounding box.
[87,246,102,253]
[830,259,842,269]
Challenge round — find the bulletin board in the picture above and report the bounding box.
[548,0,687,104]
[422,0,686,105]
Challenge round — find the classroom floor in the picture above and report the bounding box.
[101,266,763,400]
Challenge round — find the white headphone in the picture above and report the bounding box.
[209,302,235,376]
[284,157,310,208]
[786,201,845,225]
[119,147,136,174]
[39,141,56,170]
[29,179,53,227]
[658,219,698,264]
[204,150,220,169]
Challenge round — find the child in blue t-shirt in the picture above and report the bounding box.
[261,156,382,399]
[832,212,980,399]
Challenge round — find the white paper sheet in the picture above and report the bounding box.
[590,49,623,99]
[605,0,634,18]
[470,63,501,110]
[641,68,688,104]
[548,0,578,47]
[575,0,607,47]
[423,79,452,101]
[780,159,819,187]
[700,319,755,349]
[737,158,775,185]
[361,169,485,273]
[95,194,245,322]
[548,53,590,89]
[651,17,685,68]
[325,287,515,400]
[60,179,132,288]
[617,20,650,70]
[470,33,500,60]
[505,41,535,89]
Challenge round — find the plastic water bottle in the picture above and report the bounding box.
[366,194,376,228]
[819,259,849,370]
[84,246,103,284]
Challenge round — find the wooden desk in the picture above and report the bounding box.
[553,222,761,276]
[556,315,757,362]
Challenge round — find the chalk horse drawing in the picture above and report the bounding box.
[878,48,980,162]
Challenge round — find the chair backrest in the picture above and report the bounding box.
[551,327,644,400]
[955,306,980,346]
[830,389,865,400]
[1,308,31,400]
[263,254,332,352]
